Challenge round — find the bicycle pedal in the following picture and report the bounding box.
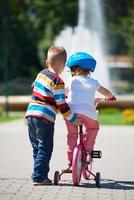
[91,151,102,158]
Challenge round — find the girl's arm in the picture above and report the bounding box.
[97,86,116,100]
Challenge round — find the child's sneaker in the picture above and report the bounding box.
[33,178,52,186]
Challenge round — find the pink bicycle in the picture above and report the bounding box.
[54,123,102,187]
[53,98,107,187]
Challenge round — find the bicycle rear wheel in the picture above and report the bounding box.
[54,171,60,185]
[72,146,82,186]
[95,172,101,188]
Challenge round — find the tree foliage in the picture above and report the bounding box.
[103,0,134,56]
[0,0,78,82]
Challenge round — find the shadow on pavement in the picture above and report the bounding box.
[57,179,134,190]
[101,179,134,190]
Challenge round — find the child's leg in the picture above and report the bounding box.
[78,114,99,153]
[65,120,78,164]
[27,118,38,160]
[27,117,54,182]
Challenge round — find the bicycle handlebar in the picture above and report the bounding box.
[95,96,116,107]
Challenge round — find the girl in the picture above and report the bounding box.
[65,52,116,166]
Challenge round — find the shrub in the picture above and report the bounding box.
[122,109,134,124]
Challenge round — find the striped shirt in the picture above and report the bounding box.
[26,69,77,123]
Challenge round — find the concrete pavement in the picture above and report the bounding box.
[0,114,134,200]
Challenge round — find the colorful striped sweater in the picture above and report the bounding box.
[25,69,77,123]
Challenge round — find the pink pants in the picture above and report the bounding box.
[65,114,99,163]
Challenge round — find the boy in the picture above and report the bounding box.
[26,46,81,185]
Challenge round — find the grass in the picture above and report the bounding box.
[0,111,133,125]
[0,114,24,123]
[98,113,124,125]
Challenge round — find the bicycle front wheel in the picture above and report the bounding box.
[72,146,82,186]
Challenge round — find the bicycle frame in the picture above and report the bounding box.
[78,125,96,179]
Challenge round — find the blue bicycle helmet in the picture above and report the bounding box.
[66,52,96,72]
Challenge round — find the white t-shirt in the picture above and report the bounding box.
[66,75,101,120]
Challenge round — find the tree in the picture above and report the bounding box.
[0,0,78,83]
[103,0,134,56]
[121,8,134,62]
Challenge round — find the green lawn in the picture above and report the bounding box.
[98,113,124,125]
[0,112,132,125]
[0,114,24,123]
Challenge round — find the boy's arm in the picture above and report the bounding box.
[53,79,81,124]
[65,87,69,97]
[97,86,116,100]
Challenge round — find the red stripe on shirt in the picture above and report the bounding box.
[33,91,56,105]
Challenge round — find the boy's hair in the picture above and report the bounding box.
[47,46,67,66]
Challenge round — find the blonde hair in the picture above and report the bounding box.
[47,46,67,66]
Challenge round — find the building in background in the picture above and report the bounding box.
[107,55,134,94]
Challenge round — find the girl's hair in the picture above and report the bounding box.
[71,65,90,76]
